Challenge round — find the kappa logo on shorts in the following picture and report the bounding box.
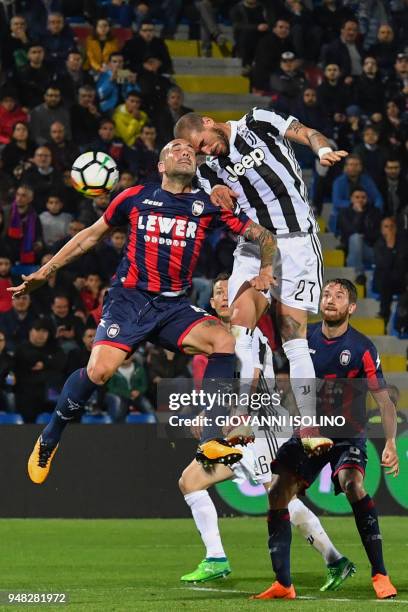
[340,349,351,366]
[192,200,204,216]
[107,323,120,338]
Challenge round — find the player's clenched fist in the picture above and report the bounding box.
[250,268,277,291]
[210,185,239,210]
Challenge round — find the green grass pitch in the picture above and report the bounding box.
[0,517,406,611]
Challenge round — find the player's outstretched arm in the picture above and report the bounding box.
[284,120,348,167]
[7,217,111,297]
[242,221,277,290]
[372,388,399,477]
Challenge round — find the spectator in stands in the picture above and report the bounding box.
[14,318,66,423]
[122,20,173,74]
[50,294,84,353]
[353,56,385,117]
[337,187,381,282]
[377,99,408,152]
[374,217,408,323]
[43,12,76,72]
[13,44,51,108]
[0,293,37,352]
[293,87,332,136]
[113,91,148,147]
[154,85,193,148]
[29,86,71,147]
[46,121,78,172]
[70,85,101,147]
[230,0,269,74]
[353,126,389,184]
[334,105,365,152]
[1,122,36,181]
[103,0,134,27]
[137,56,172,116]
[0,330,14,412]
[86,118,125,167]
[367,24,399,77]
[111,170,136,195]
[316,63,352,122]
[4,185,43,264]
[0,89,28,145]
[0,255,13,314]
[313,0,355,45]
[332,155,383,215]
[321,18,363,79]
[124,123,160,183]
[195,1,230,59]
[78,192,110,227]
[21,146,65,211]
[65,326,96,376]
[106,354,153,421]
[379,158,408,219]
[356,0,391,50]
[96,52,138,114]
[79,273,102,315]
[30,253,65,316]
[55,51,95,108]
[269,51,308,112]
[20,0,63,39]
[0,14,31,72]
[39,194,72,248]
[275,0,322,63]
[50,219,100,287]
[146,346,190,405]
[384,52,408,108]
[96,228,126,280]
[84,17,120,74]
[252,18,293,91]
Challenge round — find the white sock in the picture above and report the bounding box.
[184,490,226,559]
[282,338,316,420]
[232,325,254,380]
[288,498,342,565]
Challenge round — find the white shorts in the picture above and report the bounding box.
[228,233,323,314]
[231,432,290,485]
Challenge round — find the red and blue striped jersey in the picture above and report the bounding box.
[103,184,251,293]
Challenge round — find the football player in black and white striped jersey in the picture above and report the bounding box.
[175,109,347,455]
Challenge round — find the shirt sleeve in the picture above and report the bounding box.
[103,185,144,227]
[217,207,251,235]
[251,107,297,138]
[361,341,386,392]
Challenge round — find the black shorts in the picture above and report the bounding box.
[271,436,367,495]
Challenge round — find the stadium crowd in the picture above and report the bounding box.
[0,0,407,422]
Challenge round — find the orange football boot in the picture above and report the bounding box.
[372,574,397,599]
[251,581,296,600]
[28,436,59,484]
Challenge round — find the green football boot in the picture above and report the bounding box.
[181,558,231,583]
[320,556,356,591]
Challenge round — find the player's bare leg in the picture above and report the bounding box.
[181,319,243,466]
[28,344,127,484]
[337,468,397,599]
[276,301,333,456]
[179,460,234,582]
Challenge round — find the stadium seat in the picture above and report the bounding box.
[81,414,112,424]
[126,413,157,424]
[35,412,52,425]
[323,249,345,267]
[0,412,24,424]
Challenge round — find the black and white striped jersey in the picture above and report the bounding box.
[197,107,319,236]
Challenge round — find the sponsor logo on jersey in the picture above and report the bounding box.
[142,198,163,207]
[225,148,265,182]
[340,349,351,366]
[138,214,197,238]
[107,323,120,338]
[192,200,204,216]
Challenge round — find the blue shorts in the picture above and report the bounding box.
[94,286,219,353]
[271,436,367,495]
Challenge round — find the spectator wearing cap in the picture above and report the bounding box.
[230,0,270,73]
[137,56,173,116]
[353,56,385,117]
[154,85,193,148]
[70,86,101,147]
[0,293,37,353]
[21,146,65,212]
[96,53,139,115]
[384,53,408,107]
[0,14,32,72]
[0,90,28,145]
[113,91,148,147]
[378,158,408,219]
[29,86,71,147]
[13,44,51,109]
[14,318,66,422]
[84,18,120,75]
[42,12,76,72]
[54,51,95,108]
[123,20,173,75]
[252,19,294,91]
[321,19,364,80]
[353,126,389,184]
[367,24,399,77]
[1,122,36,180]
[316,64,352,123]
[269,51,308,113]
[4,184,43,264]
[45,121,78,172]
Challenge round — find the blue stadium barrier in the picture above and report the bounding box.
[81,414,112,424]
[35,412,52,425]
[0,412,24,424]
[125,413,156,424]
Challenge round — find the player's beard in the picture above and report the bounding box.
[211,128,230,156]
[323,309,349,327]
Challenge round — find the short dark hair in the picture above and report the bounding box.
[350,186,367,196]
[212,272,230,294]
[323,278,357,304]
[99,118,114,128]
[174,112,204,138]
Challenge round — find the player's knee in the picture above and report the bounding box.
[87,362,114,385]
[341,476,365,501]
[209,329,235,354]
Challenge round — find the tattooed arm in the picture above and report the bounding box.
[284,119,348,167]
[7,217,111,297]
[242,220,278,290]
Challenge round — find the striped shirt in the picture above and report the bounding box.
[197,107,319,236]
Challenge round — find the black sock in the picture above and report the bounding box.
[351,494,386,576]
[42,368,97,448]
[267,509,292,587]
[200,353,235,442]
